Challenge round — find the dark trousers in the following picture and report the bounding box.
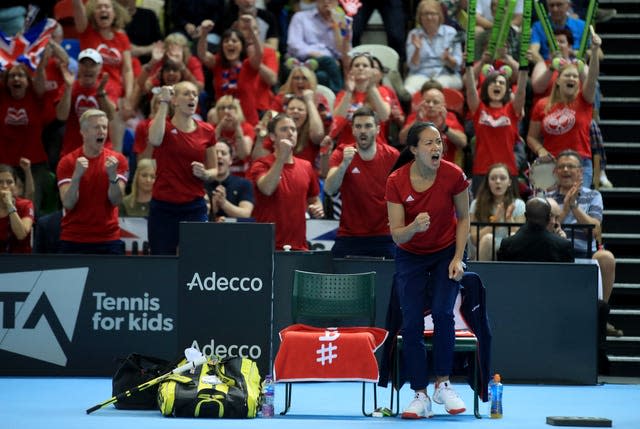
[395,244,460,390]
[315,56,344,94]
[351,0,407,64]
[148,197,207,255]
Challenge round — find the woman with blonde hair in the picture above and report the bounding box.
[72,0,135,151]
[119,158,156,217]
[252,92,324,171]
[271,64,332,128]
[527,28,602,188]
[207,95,254,177]
[138,32,205,93]
[404,0,463,93]
[147,81,218,254]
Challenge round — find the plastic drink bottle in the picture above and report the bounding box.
[490,373,503,418]
[261,375,275,418]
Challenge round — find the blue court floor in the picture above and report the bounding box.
[1,377,638,429]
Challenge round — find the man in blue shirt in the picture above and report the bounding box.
[530,0,586,62]
[286,0,349,93]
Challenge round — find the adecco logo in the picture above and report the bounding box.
[0,268,88,366]
[186,272,263,292]
[191,339,262,360]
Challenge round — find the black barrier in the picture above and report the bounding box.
[274,255,599,385]
[0,255,177,376]
[0,224,599,384]
[177,222,274,377]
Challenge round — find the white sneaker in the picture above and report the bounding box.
[433,381,466,415]
[600,171,614,188]
[401,392,434,419]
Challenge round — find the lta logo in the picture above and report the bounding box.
[0,268,88,366]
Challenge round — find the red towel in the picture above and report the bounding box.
[274,324,388,382]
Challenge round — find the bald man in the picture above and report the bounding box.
[497,198,574,262]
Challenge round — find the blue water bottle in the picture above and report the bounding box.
[490,373,503,418]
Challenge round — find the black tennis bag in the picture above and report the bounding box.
[112,353,173,410]
[157,356,261,418]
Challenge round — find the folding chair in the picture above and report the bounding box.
[274,270,387,416]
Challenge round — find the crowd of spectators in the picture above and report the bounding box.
[0,0,618,283]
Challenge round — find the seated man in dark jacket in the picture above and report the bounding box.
[497,197,574,262]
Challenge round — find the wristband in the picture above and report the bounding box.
[109,178,119,185]
[7,207,17,215]
[442,125,449,134]
[97,91,106,98]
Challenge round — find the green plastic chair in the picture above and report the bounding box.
[391,331,480,418]
[280,270,378,416]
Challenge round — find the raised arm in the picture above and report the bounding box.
[256,140,292,196]
[512,68,529,116]
[463,66,480,114]
[240,15,263,70]
[303,89,324,144]
[582,28,601,104]
[324,146,356,196]
[531,59,553,94]
[56,65,75,121]
[197,20,217,69]
[72,0,89,34]
[148,86,172,146]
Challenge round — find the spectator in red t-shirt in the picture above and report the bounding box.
[56,108,129,254]
[528,28,603,189]
[59,48,117,157]
[134,31,205,106]
[234,13,278,114]
[324,107,399,258]
[247,113,324,251]
[252,92,324,172]
[331,53,391,148]
[197,18,263,125]
[399,87,467,166]
[0,62,69,215]
[464,63,528,195]
[72,0,135,151]
[147,81,218,255]
[207,95,255,177]
[271,64,332,131]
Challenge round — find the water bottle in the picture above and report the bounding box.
[261,374,275,418]
[486,376,494,417]
[490,373,503,419]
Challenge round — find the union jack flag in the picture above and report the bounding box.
[0,18,57,72]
